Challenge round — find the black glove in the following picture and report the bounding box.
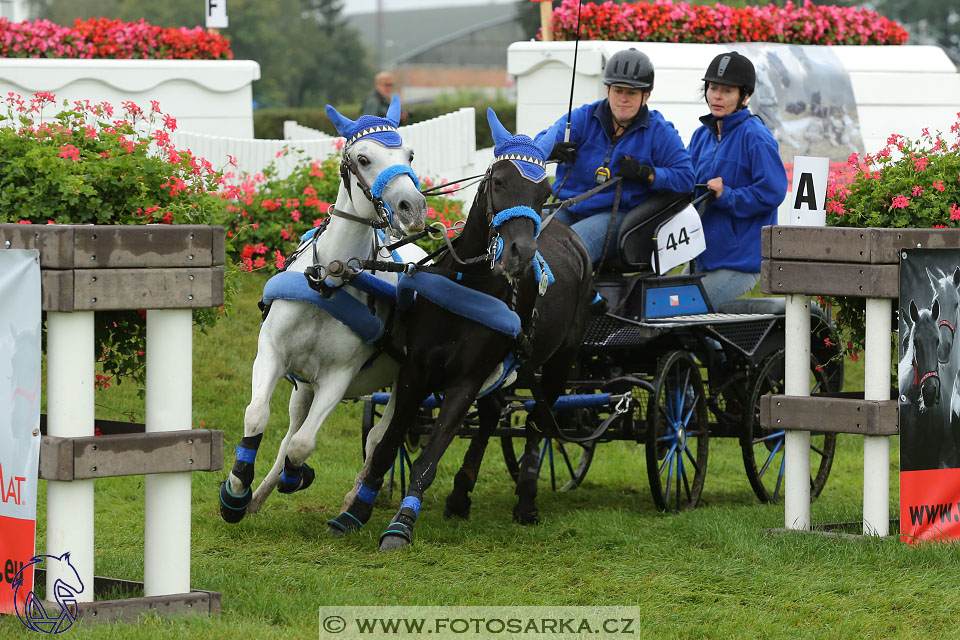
[617,157,654,183]
[548,141,578,164]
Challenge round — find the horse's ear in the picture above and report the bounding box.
[386,94,402,126]
[325,104,356,138]
[927,267,938,292]
[952,266,960,287]
[487,107,513,148]
[535,121,563,160]
[933,298,940,321]
[911,299,920,322]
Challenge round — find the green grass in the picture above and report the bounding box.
[4,272,955,640]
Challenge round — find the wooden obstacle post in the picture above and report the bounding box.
[761,226,960,536]
[0,223,225,621]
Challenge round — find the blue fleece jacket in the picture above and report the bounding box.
[535,99,694,218]
[687,108,787,273]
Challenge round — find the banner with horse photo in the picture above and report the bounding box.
[899,248,960,544]
[0,249,42,615]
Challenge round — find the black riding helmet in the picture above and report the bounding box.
[702,51,755,109]
[603,48,654,91]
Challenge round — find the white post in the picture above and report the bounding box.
[863,297,892,536]
[784,294,811,530]
[144,309,192,596]
[46,311,95,602]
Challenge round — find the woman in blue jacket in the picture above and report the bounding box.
[687,51,788,308]
[536,48,694,266]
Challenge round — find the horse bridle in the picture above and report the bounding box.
[335,142,419,232]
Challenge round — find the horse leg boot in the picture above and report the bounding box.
[220,353,283,523]
[328,395,414,538]
[249,383,313,513]
[445,394,502,519]
[341,390,397,514]
[380,391,473,551]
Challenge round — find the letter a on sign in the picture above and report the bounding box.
[789,155,829,226]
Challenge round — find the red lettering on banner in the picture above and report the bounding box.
[0,464,26,506]
[900,468,960,544]
[0,516,36,615]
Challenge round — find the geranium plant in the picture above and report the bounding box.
[0,91,235,389]
[824,112,960,359]
[0,17,232,59]
[220,146,467,274]
[550,0,908,46]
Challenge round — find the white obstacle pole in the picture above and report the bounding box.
[783,294,811,530]
[46,311,95,602]
[144,309,192,596]
[863,297,892,536]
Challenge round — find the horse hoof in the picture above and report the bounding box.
[378,534,411,551]
[219,481,251,524]
[512,506,539,526]
[327,509,367,537]
[277,463,315,494]
[443,493,471,520]
[326,525,346,538]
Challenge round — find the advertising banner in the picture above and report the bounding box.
[0,250,42,614]
[899,248,960,543]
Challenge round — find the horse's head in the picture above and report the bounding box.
[483,107,553,281]
[910,298,942,412]
[325,96,427,236]
[928,266,960,363]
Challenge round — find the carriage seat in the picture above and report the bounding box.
[595,190,694,274]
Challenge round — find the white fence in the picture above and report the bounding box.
[171,107,493,207]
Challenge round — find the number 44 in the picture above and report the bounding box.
[664,227,690,251]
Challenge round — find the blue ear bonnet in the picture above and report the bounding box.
[344,115,402,149]
[494,135,547,183]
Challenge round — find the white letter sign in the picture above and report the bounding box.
[206,0,228,29]
[790,155,829,226]
[651,205,706,274]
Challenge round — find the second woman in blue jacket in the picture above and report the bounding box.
[686,51,788,308]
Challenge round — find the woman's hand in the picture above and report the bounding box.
[706,177,723,199]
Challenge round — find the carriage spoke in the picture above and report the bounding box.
[664,453,675,504]
[757,438,783,479]
[680,457,692,503]
[752,429,786,445]
[773,456,785,502]
[659,443,679,475]
[810,443,828,457]
[557,441,577,478]
[682,446,702,475]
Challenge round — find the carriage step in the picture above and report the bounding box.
[369,391,615,412]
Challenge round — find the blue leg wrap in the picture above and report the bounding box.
[277,460,315,494]
[357,484,379,505]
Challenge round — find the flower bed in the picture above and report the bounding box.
[550,0,908,46]
[824,111,960,359]
[0,17,232,59]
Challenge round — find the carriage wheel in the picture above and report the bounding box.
[500,436,595,492]
[645,351,709,511]
[740,349,837,504]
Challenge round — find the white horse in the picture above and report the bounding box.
[219,96,428,521]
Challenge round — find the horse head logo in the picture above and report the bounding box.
[13,552,85,634]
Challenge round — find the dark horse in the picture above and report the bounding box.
[328,109,596,550]
[900,298,945,471]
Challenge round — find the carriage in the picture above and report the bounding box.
[360,188,845,512]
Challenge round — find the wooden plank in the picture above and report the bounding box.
[869,228,960,264]
[67,267,224,310]
[72,225,224,268]
[762,226,871,263]
[38,435,74,482]
[759,395,899,435]
[40,270,74,312]
[761,261,899,298]
[0,224,224,269]
[74,591,220,623]
[0,224,75,268]
[38,430,223,480]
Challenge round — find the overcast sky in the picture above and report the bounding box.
[342,0,519,16]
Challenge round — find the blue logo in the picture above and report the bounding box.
[12,552,84,634]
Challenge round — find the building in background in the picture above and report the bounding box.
[348,3,528,103]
